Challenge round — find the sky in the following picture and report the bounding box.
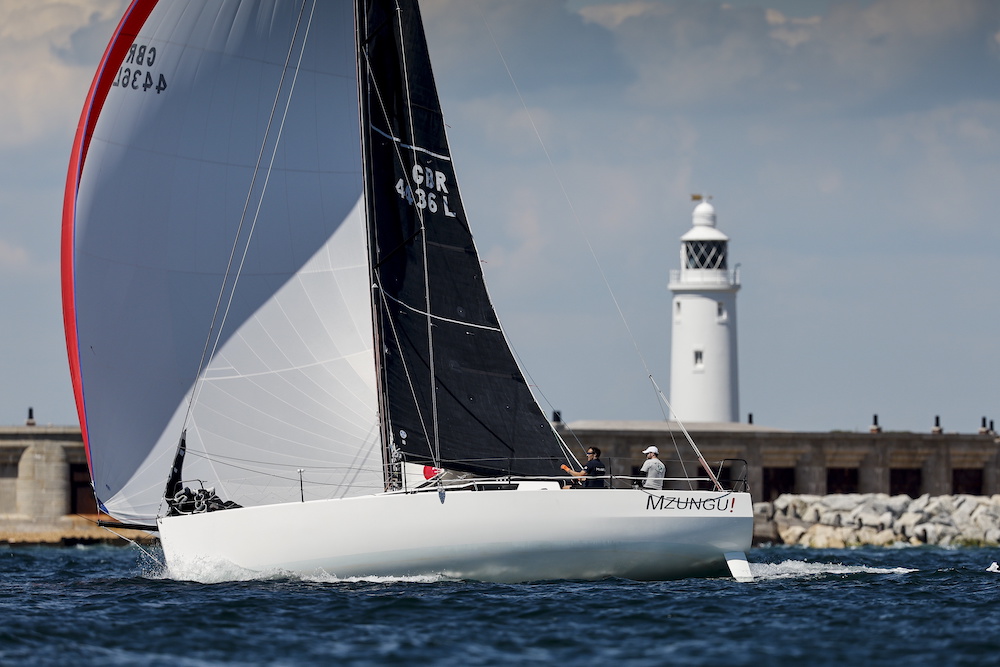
[1,0,998,434]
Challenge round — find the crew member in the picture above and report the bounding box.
[560,448,607,488]
[639,445,666,490]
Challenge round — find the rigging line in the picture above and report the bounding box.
[122,531,165,569]
[380,290,501,331]
[647,374,723,491]
[360,15,439,468]
[181,448,369,471]
[201,1,320,400]
[183,0,317,429]
[179,452,376,487]
[477,10,663,408]
[395,1,443,468]
[479,9,718,485]
[373,283,435,462]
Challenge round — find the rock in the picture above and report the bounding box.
[759,493,1000,547]
[915,522,958,545]
[802,524,848,548]
[781,494,821,520]
[909,493,931,514]
[772,494,792,517]
[870,529,898,546]
[817,509,845,527]
[753,501,774,521]
[823,494,864,511]
[778,524,807,545]
[886,494,911,517]
[801,504,821,523]
[893,511,925,539]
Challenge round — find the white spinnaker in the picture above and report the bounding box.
[70,0,381,522]
[103,198,383,521]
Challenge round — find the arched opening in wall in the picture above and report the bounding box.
[826,468,858,494]
[890,468,922,498]
[69,463,98,515]
[762,467,795,501]
[0,458,17,514]
[952,468,983,495]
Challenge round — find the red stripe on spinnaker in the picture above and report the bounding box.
[61,0,159,472]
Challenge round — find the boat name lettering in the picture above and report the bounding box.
[113,43,168,94]
[394,164,457,218]
[645,495,735,512]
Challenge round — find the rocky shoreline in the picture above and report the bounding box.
[754,493,1000,548]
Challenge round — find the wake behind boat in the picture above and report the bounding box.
[62,0,752,582]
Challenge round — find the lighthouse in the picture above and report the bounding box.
[668,196,740,423]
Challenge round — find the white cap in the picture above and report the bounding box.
[642,446,658,454]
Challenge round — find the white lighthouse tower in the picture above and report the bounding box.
[668,196,740,422]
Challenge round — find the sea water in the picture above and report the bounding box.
[1,544,998,666]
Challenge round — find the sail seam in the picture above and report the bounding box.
[369,125,451,161]
[378,289,502,332]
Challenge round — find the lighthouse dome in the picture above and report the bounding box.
[681,198,728,242]
[692,201,716,227]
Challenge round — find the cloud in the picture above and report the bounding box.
[422,0,627,98]
[0,0,127,148]
[0,239,30,272]
[575,0,1000,116]
[578,1,660,29]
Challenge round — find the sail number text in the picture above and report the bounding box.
[394,165,457,217]
[113,43,168,94]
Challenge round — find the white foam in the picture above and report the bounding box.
[151,555,451,584]
[750,559,917,580]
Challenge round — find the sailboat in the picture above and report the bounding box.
[62,0,753,582]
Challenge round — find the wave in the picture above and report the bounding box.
[149,555,452,584]
[750,559,917,580]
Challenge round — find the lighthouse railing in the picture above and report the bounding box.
[669,268,740,286]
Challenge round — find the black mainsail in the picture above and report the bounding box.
[359,0,569,479]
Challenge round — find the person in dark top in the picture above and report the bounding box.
[560,447,607,488]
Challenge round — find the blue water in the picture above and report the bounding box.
[1,544,998,666]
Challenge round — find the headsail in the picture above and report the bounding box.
[63,0,383,522]
[360,0,569,479]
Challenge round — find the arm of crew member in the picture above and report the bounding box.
[560,464,587,478]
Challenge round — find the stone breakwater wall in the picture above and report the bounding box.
[753,493,1000,548]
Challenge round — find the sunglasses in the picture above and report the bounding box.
[586,452,595,456]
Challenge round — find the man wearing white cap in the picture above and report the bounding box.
[640,446,666,490]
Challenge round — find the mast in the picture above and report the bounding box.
[358,0,399,490]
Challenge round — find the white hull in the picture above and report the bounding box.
[158,488,753,582]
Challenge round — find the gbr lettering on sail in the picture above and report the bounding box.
[394,164,457,217]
